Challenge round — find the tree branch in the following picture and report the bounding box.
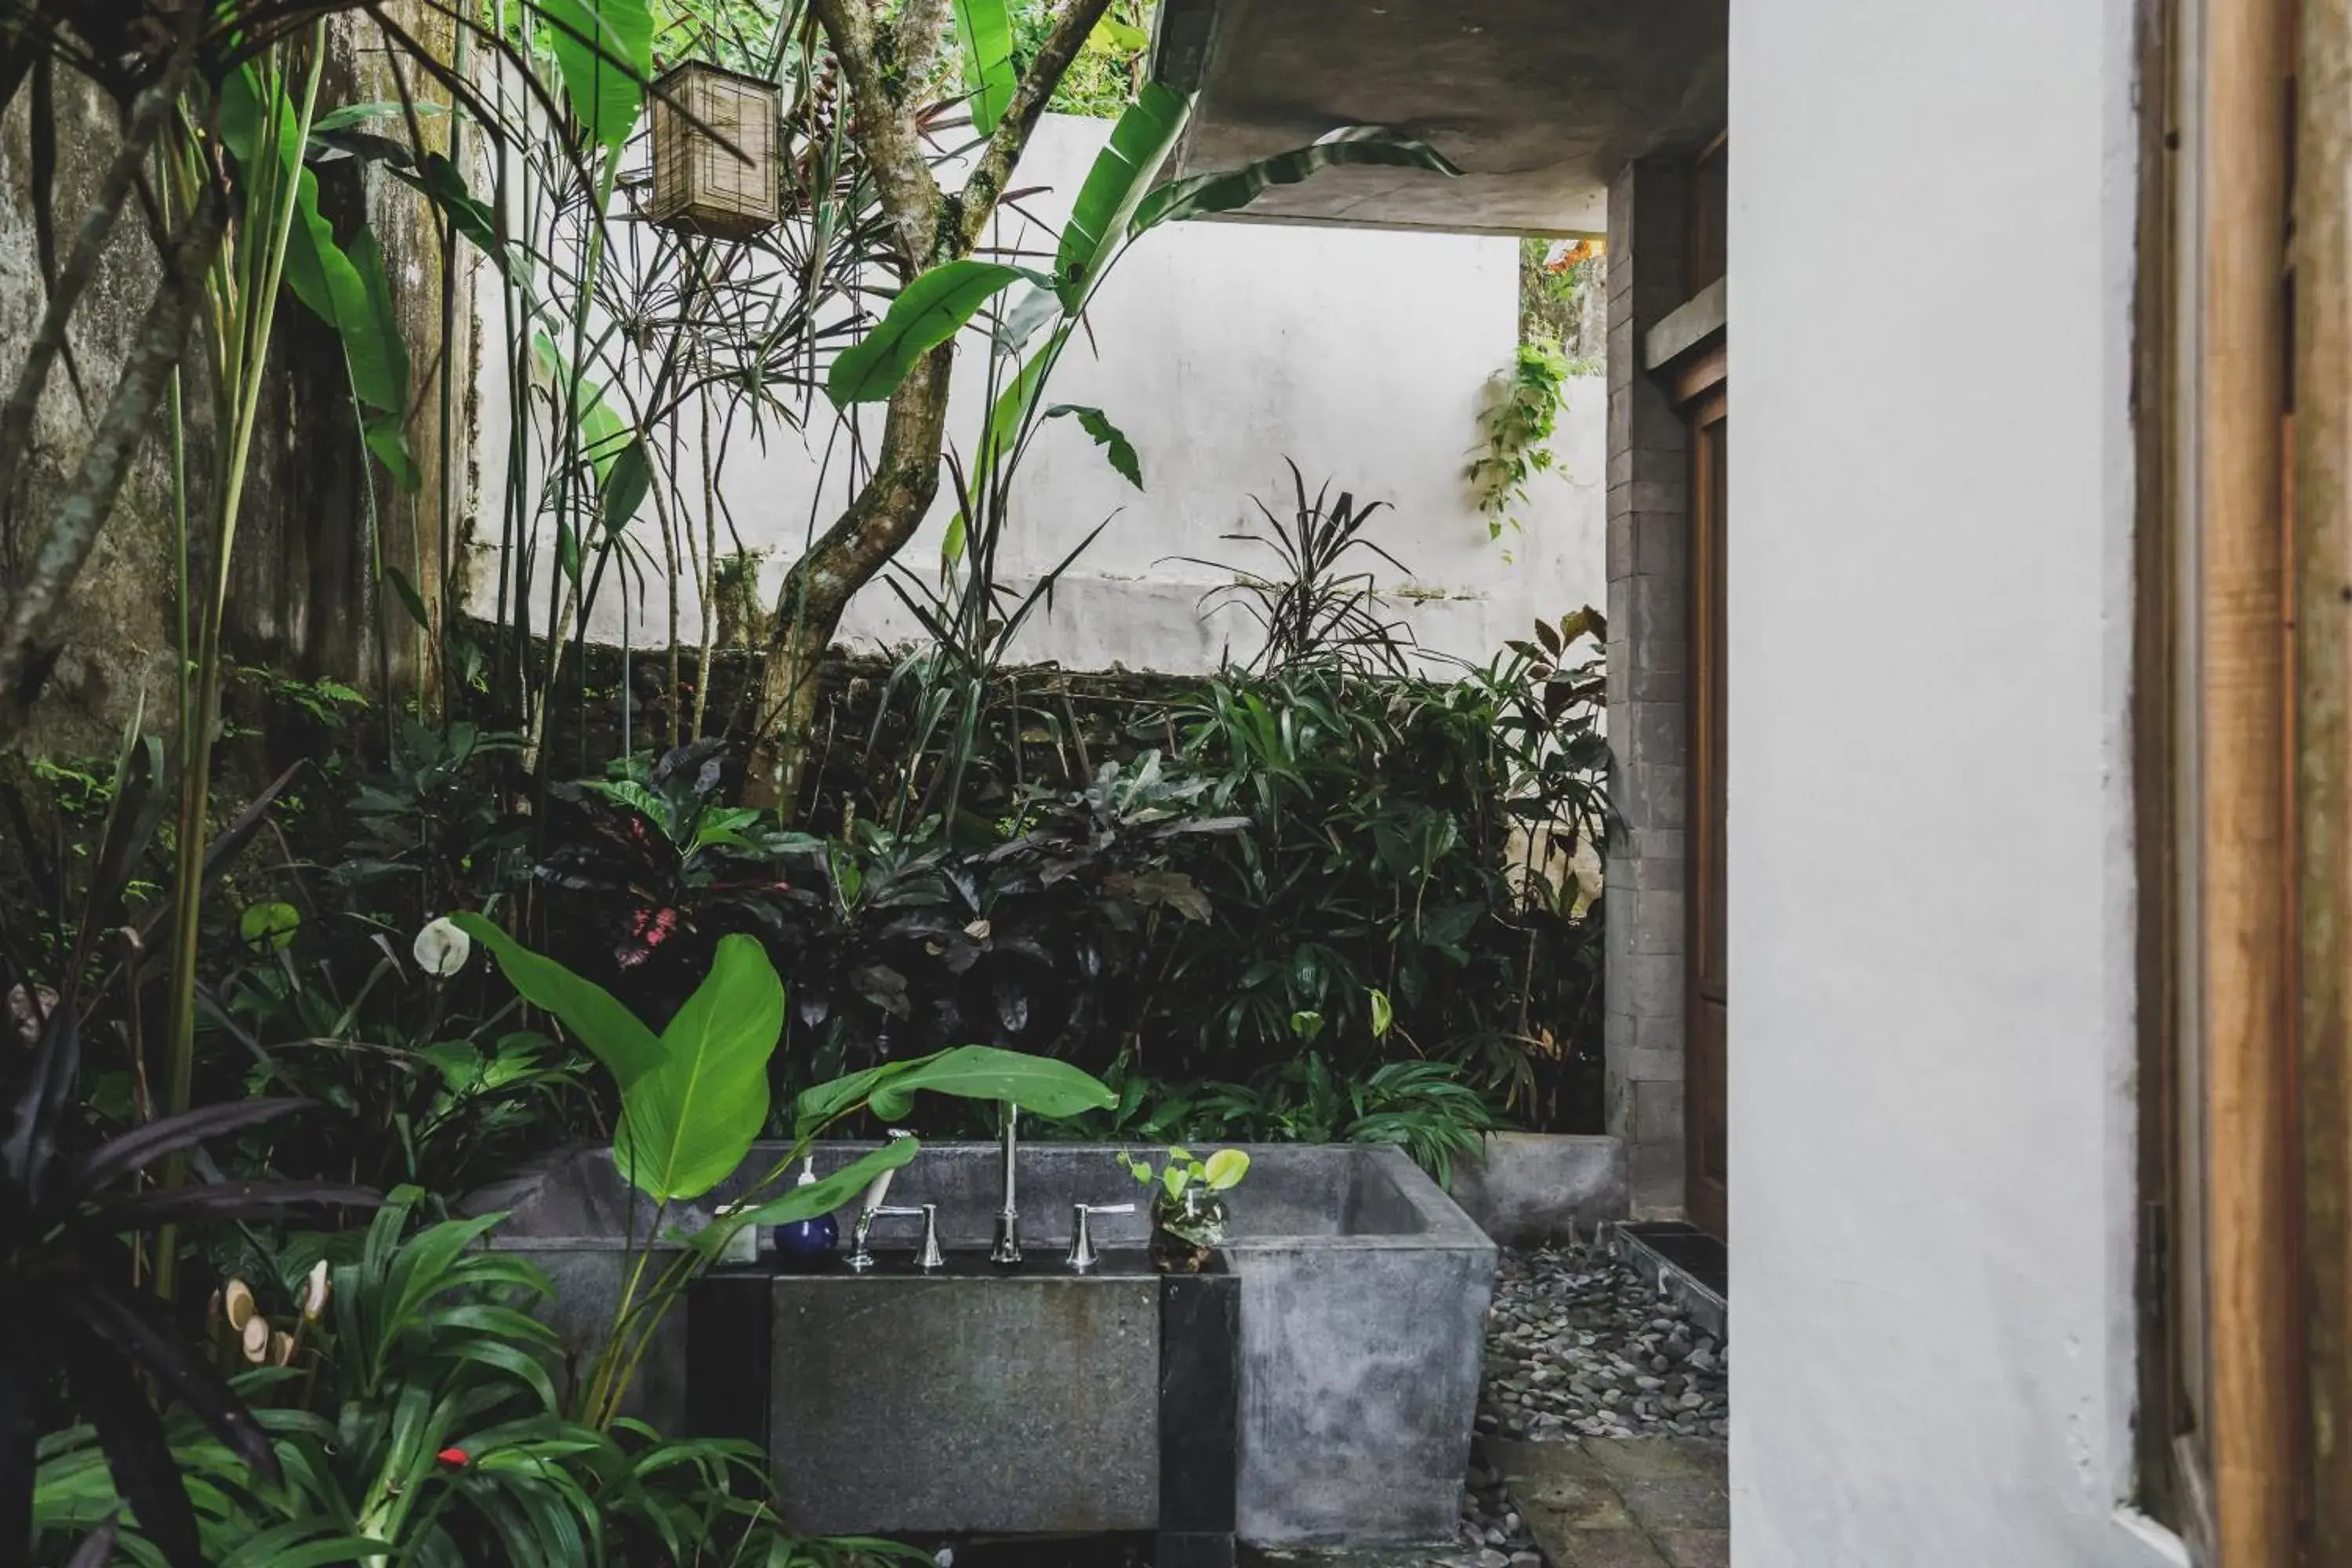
[953,0,1116,252]
[746,342,954,806]
[775,343,954,624]
[810,0,946,264]
[896,0,956,93]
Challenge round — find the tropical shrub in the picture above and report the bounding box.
[509,608,1613,1142]
[32,1188,922,1567]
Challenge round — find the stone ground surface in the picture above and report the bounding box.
[1479,1244,1729,1442]
[1247,1240,1730,1568]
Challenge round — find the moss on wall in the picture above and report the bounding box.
[0,4,469,760]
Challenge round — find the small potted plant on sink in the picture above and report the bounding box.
[1122,1146,1250,1273]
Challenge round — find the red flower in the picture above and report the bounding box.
[437,1446,470,1467]
[619,906,681,967]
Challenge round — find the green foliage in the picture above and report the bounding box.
[452,913,666,1091]
[1044,404,1143,488]
[1186,459,1413,674]
[1468,336,1572,541]
[334,720,532,917]
[217,64,417,488]
[1120,1144,1250,1202]
[543,0,659,149]
[214,927,596,1196]
[792,611,1612,1141]
[31,1189,919,1567]
[827,260,1040,405]
[1135,125,1463,230]
[228,664,369,728]
[951,0,1017,133]
[613,934,783,1201]
[1011,0,1154,117]
[1193,1056,1501,1187]
[1053,81,1189,306]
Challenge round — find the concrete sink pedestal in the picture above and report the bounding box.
[690,1250,1240,1567]
[476,1142,1497,1551]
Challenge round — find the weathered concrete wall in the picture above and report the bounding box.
[1447,1131,1628,1245]
[0,10,466,757]
[1728,0,2182,1563]
[0,70,181,754]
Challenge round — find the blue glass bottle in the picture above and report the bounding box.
[773,1155,838,1261]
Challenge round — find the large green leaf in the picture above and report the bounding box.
[685,1139,922,1258]
[1054,82,1191,308]
[531,332,637,501]
[349,230,419,488]
[793,1063,888,1138]
[951,0,1017,136]
[984,336,1058,469]
[540,0,654,150]
[343,229,410,419]
[1045,404,1142,489]
[1131,125,1464,234]
[390,152,516,283]
[600,436,652,535]
[827,260,1036,405]
[614,935,783,1202]
[868,1046,1114,1121]
[792,1046,1114,1135]
[221,68,416,485]
[448,913,662,1089]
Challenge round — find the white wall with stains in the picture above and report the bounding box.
[1727,0,2185,1563]
[466,112,1604,675]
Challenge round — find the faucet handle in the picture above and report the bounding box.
[1066,1200,1138,1273]
[848,1202,942,1272]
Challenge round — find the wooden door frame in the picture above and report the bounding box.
[2140,0,2313,1552]
[2297,0,2352,1555]
[2197,0,2299,1544]
[1679,347,1728,1240]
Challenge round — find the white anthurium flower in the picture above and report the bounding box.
[413,916,472,979]
[301,1258,332,1322]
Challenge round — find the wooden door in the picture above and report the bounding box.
[1687,387,1730,1239]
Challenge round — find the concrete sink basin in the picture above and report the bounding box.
[474,1141,1497,1548]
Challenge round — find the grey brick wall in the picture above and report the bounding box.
[1602,158,1693,1219]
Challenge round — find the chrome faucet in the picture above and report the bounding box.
[990,1100,1022,1265]
[1065,1200,1135,1272]
[845,1130,938,1272]
[848,1202,942,1272]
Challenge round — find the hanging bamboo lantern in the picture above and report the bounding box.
[649,62,782,240]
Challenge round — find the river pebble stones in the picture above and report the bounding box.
[1475,1241,1730,1445]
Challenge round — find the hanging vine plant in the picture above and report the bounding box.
[1466,336,1572,542]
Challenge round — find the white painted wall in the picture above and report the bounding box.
[1728,2,2180,1566]
[464,114,1604,674]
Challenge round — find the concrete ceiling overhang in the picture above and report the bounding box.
[1152,0,1727,236]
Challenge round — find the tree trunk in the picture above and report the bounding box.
[743,0,1112,810]
[745,343,953,810]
